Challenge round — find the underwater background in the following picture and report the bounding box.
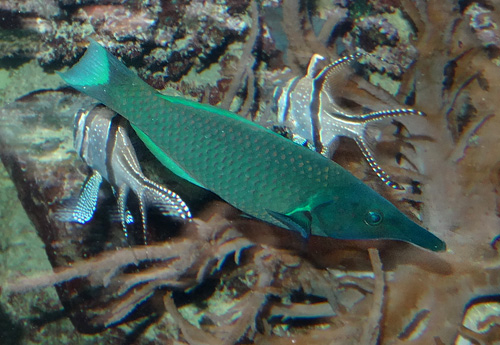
[0,0,500,344]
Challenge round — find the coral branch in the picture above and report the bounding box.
[360,248,385,345]
[164,293,220,345]
[220,0,259,113]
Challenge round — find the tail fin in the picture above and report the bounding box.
[357,109,425,190]
[58,39,153,108]
[142,179,192,221]
[135,179,191,244]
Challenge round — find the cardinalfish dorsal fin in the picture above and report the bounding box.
[59,104,191,245]
[275,53,425,190]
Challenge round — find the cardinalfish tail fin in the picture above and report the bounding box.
[355,132,402,190]
[357,109,424,190]
[58,39,155,115]
[130,179,191,245]
[142,179,192,221]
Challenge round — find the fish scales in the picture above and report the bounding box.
[60,40,446,251]
[108,87,342,224]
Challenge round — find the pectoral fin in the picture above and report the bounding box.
[267,209,312,238]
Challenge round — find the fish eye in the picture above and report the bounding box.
[364,210,383,226]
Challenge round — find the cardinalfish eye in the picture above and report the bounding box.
[364,210,383,226]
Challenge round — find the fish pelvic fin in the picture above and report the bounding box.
[116,184,131,240]
[267,209,312,239]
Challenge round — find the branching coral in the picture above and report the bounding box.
[4,214,253,328]
[2,200,391,344]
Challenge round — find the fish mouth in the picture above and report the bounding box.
[398,222,446,252]
[412,233,446,251]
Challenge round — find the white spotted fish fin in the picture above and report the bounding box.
[318,53,366,98]
[314,55,426,189]
[143,179,192,219]
[109,206,134,225]
[356,126,400,190]
[115,184,131,239]
[55,170,103,223]
[355,109,426,190]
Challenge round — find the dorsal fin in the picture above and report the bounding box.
[305,54,327,78]
[318,53,365,98]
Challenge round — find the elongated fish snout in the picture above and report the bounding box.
[396,218,446,251]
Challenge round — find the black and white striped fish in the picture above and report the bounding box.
[58,104,191,243]
[274,53,425,190]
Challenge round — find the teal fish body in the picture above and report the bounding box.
[60,41,445,251]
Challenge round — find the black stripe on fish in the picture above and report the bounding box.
[105,109,121,186]
[311,53,366,152]
[74,107,93,159]
[278,76,301,124]
[305,54,367,154]
[310,68,325,153]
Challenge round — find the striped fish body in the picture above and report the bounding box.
[59,41,445,251]
[274,75,315,147]
[61,104,191,243]
[74,105,147,196]
[274,54,425,190]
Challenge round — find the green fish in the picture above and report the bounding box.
[59,40,445,251]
